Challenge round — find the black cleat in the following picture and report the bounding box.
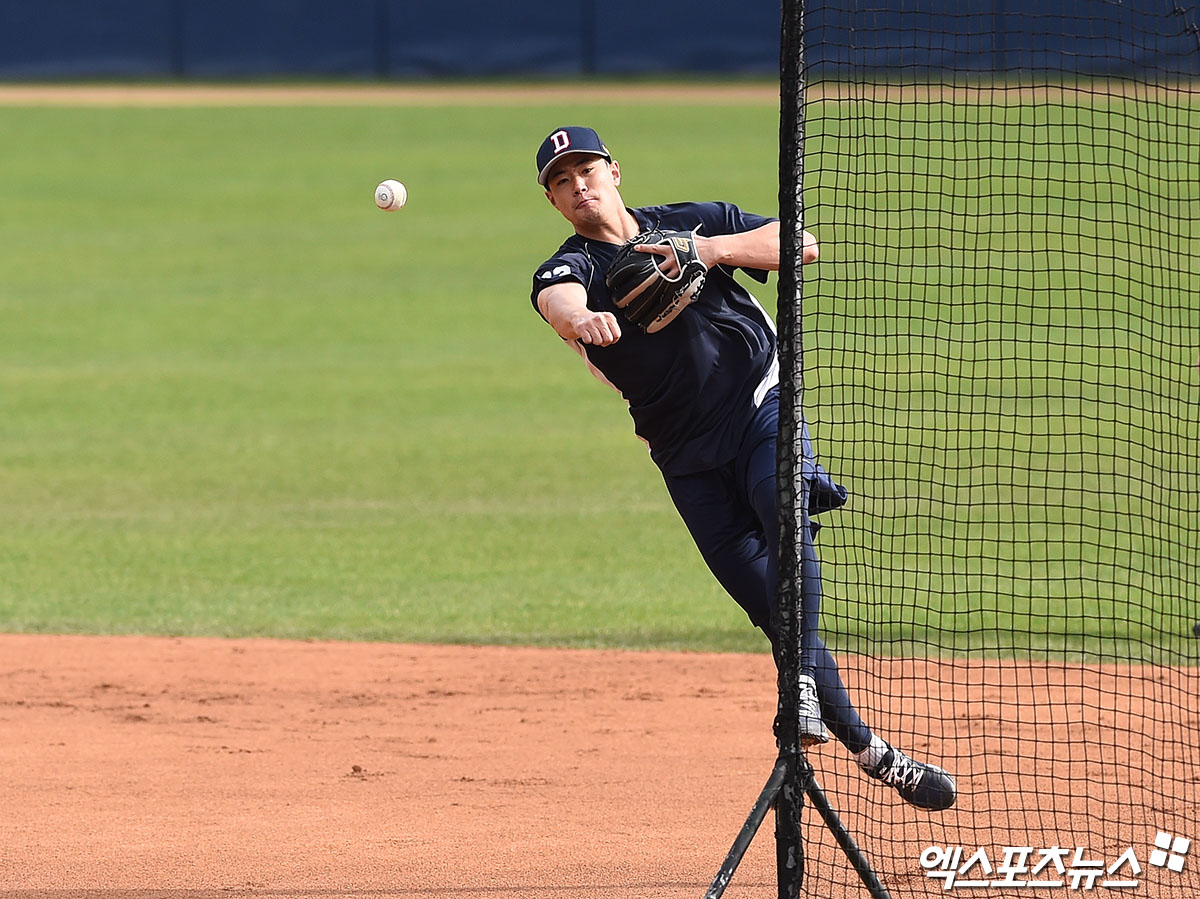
[869,745,957,811]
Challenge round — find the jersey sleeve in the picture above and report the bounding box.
[717,200,777,235]
[530,250,593,316]
[696,201,777,284]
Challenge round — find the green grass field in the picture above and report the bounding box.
[804,94,1200,663]
[0,96,784,652]
[1,87,1196,662]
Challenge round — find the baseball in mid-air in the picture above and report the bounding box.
[375,179,407,211]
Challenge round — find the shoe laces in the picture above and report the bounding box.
[879,750,925,790]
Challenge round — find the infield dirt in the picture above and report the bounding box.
[1,635,1196,898]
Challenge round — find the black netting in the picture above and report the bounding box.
[773,2,1200,896]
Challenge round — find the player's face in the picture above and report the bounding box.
[544,155,623,229]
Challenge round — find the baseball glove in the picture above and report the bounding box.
[605,229,708,333]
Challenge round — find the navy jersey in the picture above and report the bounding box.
[531,201,779,476]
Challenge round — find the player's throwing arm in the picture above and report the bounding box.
[537,280,622,347]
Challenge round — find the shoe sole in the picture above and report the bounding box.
[800,726,830,747]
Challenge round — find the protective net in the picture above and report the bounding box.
[777,2,1200,896]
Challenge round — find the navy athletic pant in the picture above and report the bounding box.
[661,389,873,754]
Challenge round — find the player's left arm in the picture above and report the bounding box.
[637,222,818,274]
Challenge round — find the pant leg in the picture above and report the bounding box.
[795,521,875,755]
[662,466,777,643]
[741,400,875,754]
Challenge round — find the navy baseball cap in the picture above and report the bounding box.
[536,126,611,186]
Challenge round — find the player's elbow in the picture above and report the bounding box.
[801,230,819,264]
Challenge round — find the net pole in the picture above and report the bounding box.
[705,0,897,895]
[773,0,808,894]
[775,3,895,898]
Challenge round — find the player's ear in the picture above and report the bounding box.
[610,160,621,186]
[546,189,558,209]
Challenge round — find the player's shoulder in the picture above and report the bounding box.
[542,232,592,262]
[533,233,595,290]
[634,200,771,234]
[537,231,588,262]
[635,200,726,225]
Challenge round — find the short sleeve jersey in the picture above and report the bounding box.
[531,201,778,476]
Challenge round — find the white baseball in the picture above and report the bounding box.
[375,179,407,211]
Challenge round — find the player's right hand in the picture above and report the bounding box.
[573,310,622,346]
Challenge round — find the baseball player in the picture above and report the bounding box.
[529,126,956,811]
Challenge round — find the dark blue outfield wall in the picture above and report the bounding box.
[1,0,1198,79]
[0,0,776,77]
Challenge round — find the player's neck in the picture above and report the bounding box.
[575,208,639,245]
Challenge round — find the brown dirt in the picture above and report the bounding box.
[0,635,1196,898]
